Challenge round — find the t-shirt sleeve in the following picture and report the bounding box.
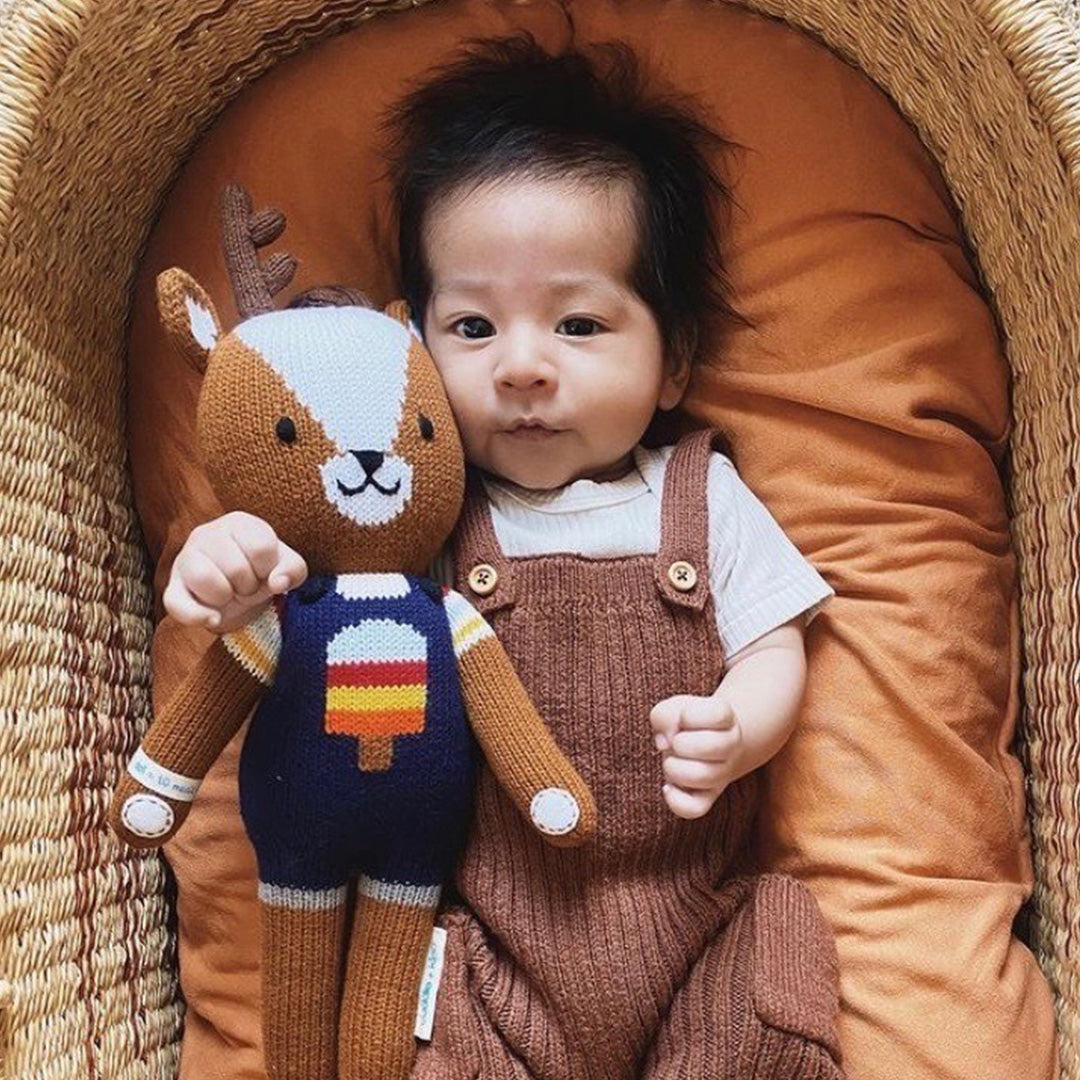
[707,454,834,661]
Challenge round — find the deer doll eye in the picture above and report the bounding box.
[418,414,434,441]
[276,417,297,444]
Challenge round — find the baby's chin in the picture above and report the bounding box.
[481,445,631,492]
[485,461,573,492]
[473,444,577,492]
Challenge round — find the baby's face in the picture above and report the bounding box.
[421,176,686,490]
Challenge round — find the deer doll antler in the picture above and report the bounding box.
[220,183,298,318]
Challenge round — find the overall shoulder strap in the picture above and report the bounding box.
[653,428,726,612]
[448,467,517,616]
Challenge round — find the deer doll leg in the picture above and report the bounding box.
[259,884,348,1080]
[338,876,441,1080]
[642,874,844,1080]
[240,721,351,1080]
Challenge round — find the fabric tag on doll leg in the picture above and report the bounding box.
[414,926,447,1041]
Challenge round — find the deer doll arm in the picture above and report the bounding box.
[109,606,282,849]
[446,589,597,847]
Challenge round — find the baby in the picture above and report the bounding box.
[166,35,841,1080]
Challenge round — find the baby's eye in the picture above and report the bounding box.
[454,316,494,340]
[558,317,602,337]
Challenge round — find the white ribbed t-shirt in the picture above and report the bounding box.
[436,444,833,663]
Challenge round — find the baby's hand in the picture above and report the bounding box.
[163,511,307,634]
[649,695,743,819]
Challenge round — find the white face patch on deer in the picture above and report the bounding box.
[236,306,414,527]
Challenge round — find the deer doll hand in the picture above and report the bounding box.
[449,590,597,847]
[109,630,270,850]
[110,767,196,849]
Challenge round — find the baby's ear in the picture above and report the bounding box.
[658,351,693,412]
[156,268,222,375]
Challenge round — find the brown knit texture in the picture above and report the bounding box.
[140,637,264,777]
[417,431,843,1080]
[262,903,347,1080]
[458,634,597,847]
[157,265,467,579]
[220,184,297,319]
[193,311,465,577]
[643,876,843,1079]
[156,267,219,374]
[339,897,438,1080]
[108,637,263,847]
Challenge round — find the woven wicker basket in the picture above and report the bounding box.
[0,1,1077,1077]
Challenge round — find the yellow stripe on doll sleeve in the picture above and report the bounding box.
[443,588,494,659]
[222,604,282,685]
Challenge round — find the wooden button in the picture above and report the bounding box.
[667,560,698,592]
[468,563,499,597]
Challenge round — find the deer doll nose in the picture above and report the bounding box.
[351,450,384,476]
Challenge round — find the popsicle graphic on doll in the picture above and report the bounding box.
[108,184,596,1080]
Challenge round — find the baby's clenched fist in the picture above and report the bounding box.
[163,510,307,634]
[649,694,744,819]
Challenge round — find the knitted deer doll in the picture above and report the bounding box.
[109,184,597,1080]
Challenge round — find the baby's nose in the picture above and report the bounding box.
[499,369,550,390]
[496,345,556,390]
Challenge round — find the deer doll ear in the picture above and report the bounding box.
[156,268,221,375]
[383,299,424,341]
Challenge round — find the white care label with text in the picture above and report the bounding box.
[414,926,447,1041]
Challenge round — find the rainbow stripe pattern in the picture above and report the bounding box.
[325,619,428,737]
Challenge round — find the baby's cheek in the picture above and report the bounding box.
[440,402,486,467]
[441,382,488,443]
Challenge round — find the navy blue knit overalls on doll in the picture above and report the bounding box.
[238,572,476,900]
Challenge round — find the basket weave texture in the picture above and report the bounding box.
[0,1,1078,1077]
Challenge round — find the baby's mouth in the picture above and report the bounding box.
[504,419,563,437]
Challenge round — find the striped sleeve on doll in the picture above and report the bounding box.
[222,600,283,684]
[442,587,495,658]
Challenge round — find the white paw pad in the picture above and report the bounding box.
[121,794,174,839]
[530,788,580,836]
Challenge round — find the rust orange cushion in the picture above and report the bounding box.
[127,2,1059,1078]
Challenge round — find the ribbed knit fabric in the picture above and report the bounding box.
[412,429,843,1080]
[477,444,835,661]
[642,875,843,1080]
[339,897,441,1080]
[429,445,835,663]
[262,904,346,1080]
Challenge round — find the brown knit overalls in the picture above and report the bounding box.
[412,430,843,1080]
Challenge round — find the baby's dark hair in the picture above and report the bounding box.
[382,33,743,372]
